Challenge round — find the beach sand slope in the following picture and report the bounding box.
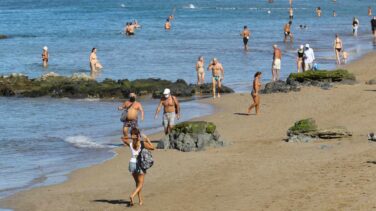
[1,53,376,211]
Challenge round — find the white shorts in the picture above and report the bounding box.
[273,59,281,70]
[163,112,176,128]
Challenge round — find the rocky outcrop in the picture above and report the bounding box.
[286,118,352,143]
[366,79,376,85]
[0,35,8,39]
[262,69,356,94]
[157,121,225,152]
[0,73,234,99]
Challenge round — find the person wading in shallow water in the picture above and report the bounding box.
[207,58,225,98]
[118,93,144,139]
[121,128,154,206]
[240,25,251,50]
[247,71,262,115]
[42,46,49,67]
[196,56,205,85]
[155,88,180,134]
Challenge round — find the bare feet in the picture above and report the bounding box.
[129,196,134,206]
[139,201,143,206]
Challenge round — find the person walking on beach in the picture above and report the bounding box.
[284,21,293,42]
[42,46,49,68]
[121,128,154,206]
[196,56,205,85]
[240,25,251,50]
[316,7,322,17]
[89,48,102,74]
[247,71,262,115]
[155,88,180,134]
[118,93,144,139]
[165,19,171,30]
[352,17,360,36]
[303,44,315,71]
[296,45,304,73]
[272,45,281,81]
[207,58,225,98]
[333,34,343,65]
[371,16,376,37]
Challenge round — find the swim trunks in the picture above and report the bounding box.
[336,48,342,52]
[243,37,249,45]
[273,59,281,70]
[284,31,290,36]
[124,119,138,128]
[163,112,175,128]
[213,76,221,81]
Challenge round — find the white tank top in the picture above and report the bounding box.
[130,141,141,163]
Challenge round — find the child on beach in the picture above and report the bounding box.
[342,51,349,64]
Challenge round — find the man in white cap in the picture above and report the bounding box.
[303,44,315,71]
[42,46,49,67]
[155,88,180,134]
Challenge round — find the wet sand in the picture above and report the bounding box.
[1,52,376,211]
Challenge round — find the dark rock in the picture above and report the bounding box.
[261,80,300,94]
[0,74,234,99]
[157,121,225,151]
[0,35,8,39]
[366,79,376,85]
[317,128,352,139]
[286,119,352,142]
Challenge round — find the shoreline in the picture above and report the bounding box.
[1,51,376,210]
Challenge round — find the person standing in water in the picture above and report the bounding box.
[121,128,154,206]
[240,25,251,50]
[303,44,315,71]
[247,72,262,115]
[165,19,171,30]
[368,6,372,16]
[155,88,180,135]
[352,17,360,36]
[207,58,225,98]
[89,48,102,74]
[316,7,322,17]
[272,45,282,81]
[372,16,376,37]
[289,7,294,19]
[196,56,205,85]
[333,34,343,65]
[118,93,144,139]
[284,21,293,42]
[333,10,337,17]
[42,46,49,68]
[296,45,304,73]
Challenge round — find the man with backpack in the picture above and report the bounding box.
[155,88,181,134]
[118,93,144,139]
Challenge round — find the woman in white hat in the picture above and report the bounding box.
[296,45,304,73]
[42,46,49,67]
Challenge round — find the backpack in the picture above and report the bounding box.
[120,102,134,122]
[138,141,154,170]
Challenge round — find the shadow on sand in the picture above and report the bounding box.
[233,112,254,116]
[93,199,131,207]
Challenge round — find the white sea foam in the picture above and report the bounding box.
[64,136,107,149]
[120,4,126,8]
[185,4,195,9]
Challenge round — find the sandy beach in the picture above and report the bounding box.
[1,52,376,211]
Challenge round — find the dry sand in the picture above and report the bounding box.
[1,52,376,211]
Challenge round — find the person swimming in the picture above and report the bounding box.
[165,19,171,30]
[284,21,293,42]
[316,7,322,17]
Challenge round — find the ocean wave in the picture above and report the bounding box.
[64,136,107,149]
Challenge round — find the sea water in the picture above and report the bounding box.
[0,0,375,200]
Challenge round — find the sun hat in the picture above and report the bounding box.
[305,44,310,48]
[43,46,48,51]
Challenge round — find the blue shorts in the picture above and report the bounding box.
[128,162,145,174]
